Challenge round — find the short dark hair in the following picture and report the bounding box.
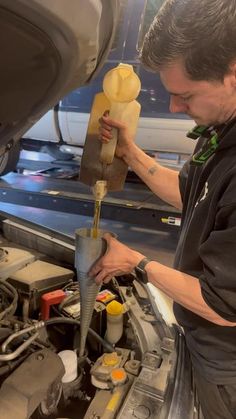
[140,0,236,81]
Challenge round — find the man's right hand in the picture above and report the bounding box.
[98,113,135,159]
[98,113,182,210]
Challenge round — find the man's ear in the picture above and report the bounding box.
[228,61,236,87]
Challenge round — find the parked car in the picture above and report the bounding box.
[0,0,195,176]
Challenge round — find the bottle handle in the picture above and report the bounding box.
[100,127,118,164]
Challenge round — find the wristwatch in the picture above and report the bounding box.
[134,257,152,284]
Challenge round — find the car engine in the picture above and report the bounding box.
[0,217,195,419]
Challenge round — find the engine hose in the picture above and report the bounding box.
[44,317,114,353]
[0,353,28,376]
[58,291,80,311]
[0,281,18,320]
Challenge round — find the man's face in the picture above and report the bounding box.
[159,61,236,126]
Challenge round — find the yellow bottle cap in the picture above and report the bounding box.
[110,368,127,385]
[103,63,141,103]
[103,352,119,367]
[106,300,123,316]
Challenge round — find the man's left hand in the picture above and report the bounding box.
[89,233,144,285]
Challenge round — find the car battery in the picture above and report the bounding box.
[7,259,74,318]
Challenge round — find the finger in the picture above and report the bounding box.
[94,270,108,285]
[98,133,111,142]
[103,110,110,117]
[100,122,113,131]
[102,115,125,130]
[100,137,110,144]
[102,269,126,284]
[98,127,113,139]
[103,274,114,284]
[98,117,112,131]
[89,261,102,277]
[103,232,114,242]
[102,233,114,255]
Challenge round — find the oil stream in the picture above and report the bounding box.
[91,180,107,239]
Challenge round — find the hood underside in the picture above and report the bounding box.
[0,0,119,155]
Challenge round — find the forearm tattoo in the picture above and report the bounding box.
[148,165,158,175]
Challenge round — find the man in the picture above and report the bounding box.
[90,1,236,418]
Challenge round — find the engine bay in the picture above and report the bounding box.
[0,216,194,419]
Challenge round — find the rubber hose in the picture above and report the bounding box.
[0,281,18,320]
[44,317,114,353]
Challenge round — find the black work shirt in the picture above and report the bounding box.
[174,120,236,384]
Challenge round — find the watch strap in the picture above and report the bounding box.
[135,257,152,284]
[137,257,151,270]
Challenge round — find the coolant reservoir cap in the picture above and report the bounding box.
[103,352,119,366]
[106,300,123,316]
[110,368,127,385]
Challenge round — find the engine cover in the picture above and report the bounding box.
[0,348,65,419]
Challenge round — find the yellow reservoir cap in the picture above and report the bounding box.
[110,368,127,385]
[103,352,119,367]
[106,300,123,316]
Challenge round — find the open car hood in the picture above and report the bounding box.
[0,0,119,156]
[0,211,197,418]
